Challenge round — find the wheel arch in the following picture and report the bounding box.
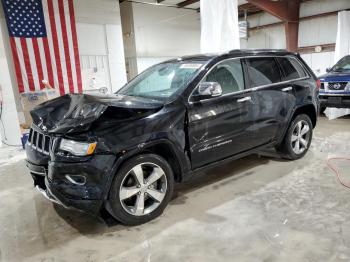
[111,140,188,185]
[291,104,317,128]
[276,103,317,148]
[138,141,186,183]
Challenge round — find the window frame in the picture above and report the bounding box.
[188,57,248,103]
[188,55,311,104]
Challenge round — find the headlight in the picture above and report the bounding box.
[59,139,97,156]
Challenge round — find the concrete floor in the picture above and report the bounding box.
[1,116,350,262]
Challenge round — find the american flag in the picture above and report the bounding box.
[1,0,82,95]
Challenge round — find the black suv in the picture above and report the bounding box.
[26,49,319,225]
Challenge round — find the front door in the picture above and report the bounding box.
[187,59,256,169]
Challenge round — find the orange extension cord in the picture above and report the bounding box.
[327,157,350,189]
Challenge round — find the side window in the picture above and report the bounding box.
[277,58,299,81]
[289,58,308,78]
[246,58,281,87]
[278,57,308,81]
[204,59,245,95]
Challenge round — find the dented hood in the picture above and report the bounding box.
[31,94,164,134]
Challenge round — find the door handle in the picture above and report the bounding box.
[237,96,252,103]
[281,86,293,92]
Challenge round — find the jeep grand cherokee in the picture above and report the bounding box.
[26,49,319,225]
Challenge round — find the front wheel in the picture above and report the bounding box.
[276,114,313,160]
[108,154,174,226]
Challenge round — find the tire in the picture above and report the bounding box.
[108,154,174,226]
[320,107,326,114]
[276,114,313,160]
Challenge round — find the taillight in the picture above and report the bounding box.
[316,79,321,89]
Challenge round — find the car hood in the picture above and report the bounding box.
[319,71,350,82]
[31,93,164,134]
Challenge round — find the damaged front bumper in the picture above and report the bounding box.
[35,183,64,207]
[26,153,117,216]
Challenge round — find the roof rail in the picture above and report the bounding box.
[228,49,288,54]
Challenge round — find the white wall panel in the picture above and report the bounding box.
[74,0,121,24]
[77,24,107,56]
[0,17,22,145]
[242,25,286,49]
[300,0,350,18]
[132,3,200,58]
[106,24,128,91]
[298,15,337,47]
[301,51,335,76]
[75,1,127,92]
[245,12,280,28]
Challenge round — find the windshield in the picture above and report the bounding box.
[117,61,205,100]
[332,56,350,72]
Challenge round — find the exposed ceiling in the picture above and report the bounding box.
[120,0,251,11]
[120,0,312,18]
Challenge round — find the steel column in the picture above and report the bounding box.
[247,0,301,52]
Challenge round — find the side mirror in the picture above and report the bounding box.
[326,67,332,73]
[196,82,222,99]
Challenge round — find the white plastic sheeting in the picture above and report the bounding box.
[325,11,350,120]
[334,11,350,63]
[200,0,240,53]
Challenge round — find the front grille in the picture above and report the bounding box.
[328,82,347,91]
[28,128,52,155]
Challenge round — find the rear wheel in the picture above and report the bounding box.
[276,114,313,160]
[108,154,174,226]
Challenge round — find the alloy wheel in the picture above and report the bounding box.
[119,163,167,216]
[291,120,311,155]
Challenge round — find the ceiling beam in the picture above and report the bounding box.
[247,0,301,52]
[177,0,199,8]
[246,0,300,22]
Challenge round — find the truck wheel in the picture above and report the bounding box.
[108,154,174,226]
[276,114,313,160]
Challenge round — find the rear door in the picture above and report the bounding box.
[187,58,256,169]
[245,57,293,146]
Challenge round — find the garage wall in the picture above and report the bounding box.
[241,0,350,76]
[74,0,127,93]
[132,3,200,56]
[0,7,22,145]
[122,0,349,77]
[240,24,286,49]
[301,51,335,76]
[121,2,200,76]
[240,12,283,49]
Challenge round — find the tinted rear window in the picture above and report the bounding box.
[289,57,307,78]
[278,57,307,80]
[246,57,281,87]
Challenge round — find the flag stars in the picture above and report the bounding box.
[5,0,46,38]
